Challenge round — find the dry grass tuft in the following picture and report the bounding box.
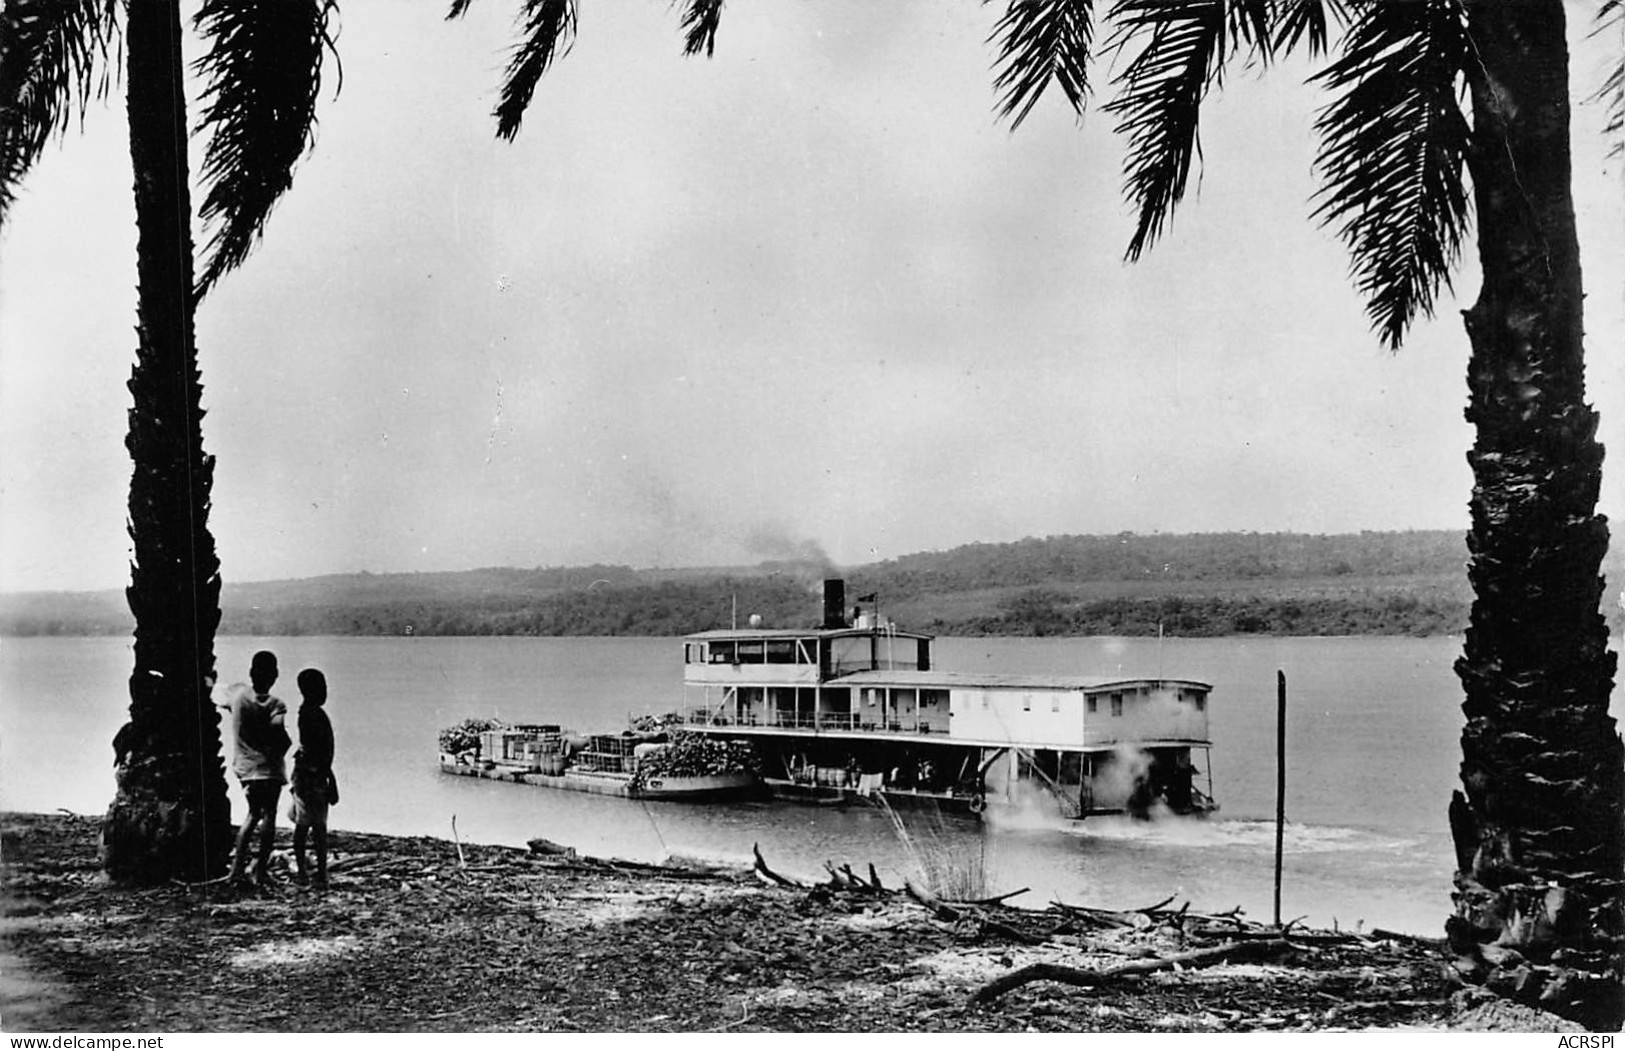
[878,797,988,901]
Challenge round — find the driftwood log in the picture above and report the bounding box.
[956,887,1031,907]
[970,937,1296,1004]
[906,879,1047,946]
[1186,926,1358,945]
[825,861,870,891]
[1370,928,1446,947]
[752,843,804,888]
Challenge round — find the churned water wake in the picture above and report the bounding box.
[1063,815,1421,855]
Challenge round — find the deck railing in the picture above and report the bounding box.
[682,710,945,735]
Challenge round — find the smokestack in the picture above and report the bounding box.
[823,578,846,629]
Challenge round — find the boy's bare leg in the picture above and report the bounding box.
[313,826,329,888]
[252,796,278,884]
[228,815,256,884]
[293,824,310,880]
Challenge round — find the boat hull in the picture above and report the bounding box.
[759,777,1217,819]
[439,755,759,801]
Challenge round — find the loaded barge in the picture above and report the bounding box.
[677,579,1217,819]
[439,722,760,801]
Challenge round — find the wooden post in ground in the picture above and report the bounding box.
[1274,670,1286,928]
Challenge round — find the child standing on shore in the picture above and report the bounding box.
[221,651,291,888]
[288,668,338,888]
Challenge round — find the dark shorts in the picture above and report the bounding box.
[244,780,282,814]
[288,790,329,830]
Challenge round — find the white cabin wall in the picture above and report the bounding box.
[686,662,819,687]
[948,687,1085,747]
[1083,684,1209,747]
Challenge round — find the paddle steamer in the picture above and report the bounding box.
[677,579,1217,819]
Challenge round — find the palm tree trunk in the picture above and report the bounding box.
[1449,0,1625,1029]
[101,0,232,884]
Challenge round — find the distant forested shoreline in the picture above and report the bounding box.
[5,530,1621,639]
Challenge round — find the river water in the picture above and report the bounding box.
[7,632,1599,936]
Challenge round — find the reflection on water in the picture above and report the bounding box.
[1,633,1471,934]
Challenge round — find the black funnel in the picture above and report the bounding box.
[823,578,846,628]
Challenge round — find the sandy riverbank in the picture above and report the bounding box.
[0,812,1575,1033]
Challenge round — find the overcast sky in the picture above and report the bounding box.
[2,2,1621,593]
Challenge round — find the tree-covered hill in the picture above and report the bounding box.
[4,530,1621,639]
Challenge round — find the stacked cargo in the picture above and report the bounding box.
[627,733,759,793]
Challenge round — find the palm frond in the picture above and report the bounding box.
[0,0,119,225]
[1311,0,1471,350]
[1272,0,1348,57]
[1101,0,1232,261]
[191,0,340,301]
[1595,0,1623,158]
[987,0,1096,130]
[1099,1,1355,263]
[678,0,724,58]
[1226,0,1274,56]
[493,0,576,141]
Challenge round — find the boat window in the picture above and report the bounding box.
[828,637,872,674]
[1086,695,1098,713]
[765,640,796,664]
[1110,692,1124,717]
[1192,692,1206,711]
[737,640,765,664]
[710,641,736,664]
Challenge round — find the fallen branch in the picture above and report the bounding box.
[970,938,1295,1004]
[824,861,862,890]
[949,887,1030,908]
[171,874,236,888]
[1049,900,1136,928]
[906,880,1045,946]
[905,878,957,917]
[324,852,382,874]
[752,843,804,888]
[324,858,388,878]
[601,856,712,875]
[1369,928,1445,947]
[1199,929,1354,946]
[610,865,732,883]
[717,1001,752,1032]
[450,816,469,882]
